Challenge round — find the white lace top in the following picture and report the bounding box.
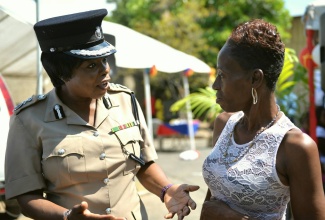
[202,111,296,220]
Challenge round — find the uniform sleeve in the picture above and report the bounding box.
[5,115,46,199]
[135,99,158,162]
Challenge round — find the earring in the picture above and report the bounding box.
[252,88,258,104]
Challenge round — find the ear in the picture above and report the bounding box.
[251,69,264,88]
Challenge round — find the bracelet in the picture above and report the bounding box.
[160,184,173,202]
[63,209,71,220]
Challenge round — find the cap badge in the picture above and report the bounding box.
[95,26,102,39]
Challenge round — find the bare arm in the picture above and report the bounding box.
[16,190,125,220]
[283,130,325,219]
[17,190,67,220]
[137,162,199,219]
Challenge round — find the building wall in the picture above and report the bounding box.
[286,16,306,56]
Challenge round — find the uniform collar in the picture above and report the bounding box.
[44,89,110,127]
[95,95,110,128]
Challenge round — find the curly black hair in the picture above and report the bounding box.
[227,19,285,91]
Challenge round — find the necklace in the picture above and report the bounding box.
[222,105,280,164]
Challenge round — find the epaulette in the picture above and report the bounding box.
[14,94,47,115]
[108,83,133,94]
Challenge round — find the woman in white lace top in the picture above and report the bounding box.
[200,19,325,220]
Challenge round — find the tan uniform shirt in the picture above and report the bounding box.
[5,84,158,219]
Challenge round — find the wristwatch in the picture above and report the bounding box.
[63,209,71,220]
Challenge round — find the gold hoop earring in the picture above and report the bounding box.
[252,88,258,104]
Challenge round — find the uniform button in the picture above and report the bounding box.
[58,149,65,155]
[93,131,99,137]
[105,208,111,214]
[103,178,109,184]
[99,153,106,160]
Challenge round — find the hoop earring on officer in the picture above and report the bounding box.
[252,88,258,104]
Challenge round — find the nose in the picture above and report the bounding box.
[212,76,220,90]
[101,59,110,74]
[105,63,111,75]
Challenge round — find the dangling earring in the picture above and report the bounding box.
[252,88,258,104]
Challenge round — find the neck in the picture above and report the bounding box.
[241,102,280,132]
[56,88,97,125]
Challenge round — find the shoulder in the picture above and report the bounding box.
[284,128,316,153]
[14,94,47,115]
[107,83,133,94]
[212,111,237,144]
[213,111,237,132]
[280,128,319,170]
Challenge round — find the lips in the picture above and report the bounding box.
[97,81,109,90]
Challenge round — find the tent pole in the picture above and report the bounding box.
[182,74,196,151]
[35,0,43,95]
[143,70,153,140]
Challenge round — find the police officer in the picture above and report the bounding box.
[4,9,199,220]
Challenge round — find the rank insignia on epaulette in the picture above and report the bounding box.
[14,94,48,113]
[14,96,33,111]
[109,83,130,91]
[111,120,140,133]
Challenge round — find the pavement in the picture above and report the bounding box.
[1,136,212,220]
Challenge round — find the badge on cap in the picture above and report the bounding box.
[95,26,102,39]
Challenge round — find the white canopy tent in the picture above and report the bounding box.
[101,21,211,152]
[0,1,211,154]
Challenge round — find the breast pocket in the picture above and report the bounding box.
[41,136,87,188]
[114,126,144,175]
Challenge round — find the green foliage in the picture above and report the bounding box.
[276,48,308,120]
[107,0,291,67]
[170,86,222,122]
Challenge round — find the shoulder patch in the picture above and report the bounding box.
[108,83,133,94]
[14,94,47,115]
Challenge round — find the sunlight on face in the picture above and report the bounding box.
[63,57,111,100]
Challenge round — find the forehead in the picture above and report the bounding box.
[217,43,243,74]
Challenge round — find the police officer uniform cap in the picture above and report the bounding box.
[33,8,116,59]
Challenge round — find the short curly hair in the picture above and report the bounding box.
[227,19,285,91]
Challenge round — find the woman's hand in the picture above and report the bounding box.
[163,184,200,220]
[68,201,127,220]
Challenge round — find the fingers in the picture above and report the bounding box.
[182,205,191,216]
[80,201,88,210]
[185,184,200,192]
[188,198,197,210]
[72,201,88,214]
[177,209,184,220]
[164,212,175,219]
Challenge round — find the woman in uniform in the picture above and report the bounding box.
[5,9,199,220]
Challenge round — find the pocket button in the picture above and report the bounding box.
[99,153,106,160]
[93,131,99,137]
[58,149,65,155]
[105,208,111,214]
[103,178,109,184]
